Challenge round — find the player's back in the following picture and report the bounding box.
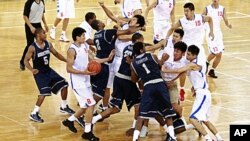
[32,41,51,72]
[153,0,174,21]
[132,53,162,84]
[118,44,134,77]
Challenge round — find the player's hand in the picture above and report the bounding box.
[108,49,115,61]
[83,69,97,75]
[30,26,36,34]
[98,0,104,6]
[227,24,232,29]
[161,66,167,73]
[161,53,168,62]
[209,32,214,41]
[32,69,39,75]
[44,25,49,32]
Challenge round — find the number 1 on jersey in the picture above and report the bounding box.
[142,63,150,74]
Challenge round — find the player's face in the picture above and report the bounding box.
[135,37,144,43]
[39,30,47,40]
[186,51,196,61]
[213,0,219,4]
[173,49,184,61]
[173,32,182,43]
[98,20,105,29]
[129,17,139,27]
[78,33,86,43]
[184,8,194,19]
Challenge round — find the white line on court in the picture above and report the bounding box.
[0,115,26,126]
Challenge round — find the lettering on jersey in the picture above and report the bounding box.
[94,33,103,38]
[37,50,50,58]
[124,50,133,57]
[136,57,149,64]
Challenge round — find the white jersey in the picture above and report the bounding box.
[121,0,142,18]
[179,14,205,47]
[69,43,91,89]
[79,21,93,41]
[205,4,224,32]
[188,59,208,90]
[153,0,174,22]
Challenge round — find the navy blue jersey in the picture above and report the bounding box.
[118,44,134,76]
[93,29,117,60]
[32,41,51,72]
[132,53,162,83]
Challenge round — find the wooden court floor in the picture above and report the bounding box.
[0,0,250,140]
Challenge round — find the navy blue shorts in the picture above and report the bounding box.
[110,76,141,111]
[173,115,185,130]
[34,69,68,96]
[139,82,175,118]
[91,64,109,98]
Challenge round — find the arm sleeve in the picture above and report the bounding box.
[23,0,32,17]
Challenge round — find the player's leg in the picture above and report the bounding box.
[203,120,223,141]
[209,52,222,78]
[179,72,186,101]
[59,18,70,42]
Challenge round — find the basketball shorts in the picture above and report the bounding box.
[109,76,141,111]
[206,30,224,54]
[190,89,211,121]
[107,57,122,88]
[34,69,68,96]
[91,64,109,98]
[167,82,179,104]
[72,87,96,108]
[153,20,171,42]
[56,0,75,19]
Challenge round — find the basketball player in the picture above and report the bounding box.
[114,0,142,19]
[90,16,144,112]
[91,33,143,128]
[162,45,223,141]
[144,0,175,44]
[202,0,232,78]
[24,28,74,123]
[62,27,114,141]
[131,42,176,141]
[50,0,79,42]
[20,0,48,71]
[166,2,214,70]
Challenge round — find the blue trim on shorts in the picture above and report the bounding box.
[190,95,207,119]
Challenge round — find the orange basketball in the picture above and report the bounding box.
[87,60,101,74]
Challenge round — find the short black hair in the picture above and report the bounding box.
[34,28,44,37]
[72,27,86,41]
[85,12,95,22]
[90,20,100,31]
[184,2,195,11]
[174,41,187,53]
[188,45,199,56]
[174,28,184,38]
[133,15,145,27]
[132,33,143,43]
[133,42,144,56]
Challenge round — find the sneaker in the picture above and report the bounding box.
[139,126,148,137]
[206,61,209,74]
[29,112,44,123]
[20,62,25,71]
[165,133,177,141]
[62,119,77,133]
[82,132,100,141]
[60,105,75,114]
[76,116,85,128]
[50,28,56,40]
[59,34,70,42]
[179,88,185,101]
[208,69,218,78]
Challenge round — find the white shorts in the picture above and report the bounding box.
[190,89,211,121]
[56,0,75,19]
[72,87,96,108]
[153,20,171,41]
[107,57,122,88]
[206,30,224,54]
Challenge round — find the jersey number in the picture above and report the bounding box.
[142,63,150,74]
[195,20,201,26]
[43,56,48,65]
[218,11,223,16]
[95,39,101,50]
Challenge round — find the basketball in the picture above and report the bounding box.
[88,60,101,74]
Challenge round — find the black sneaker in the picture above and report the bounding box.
[60,105,75,114]
[20,62,25,71]
[165,133,177,141]
[76,116,85,128]
[205,61,209,74]
[29,112,44,123]
[62,119,77,133]
[208,69,218,78]
[82,132,100,141]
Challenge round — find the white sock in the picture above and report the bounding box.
[141,125,148,132]
[185,124,194,130]
[212,67,216,70]
[132,130,140,141]
[204,134,212,140]
[68,115,76,121]
[92,114,102,124]
[85,123,92,133]
[52,26,56,29]
[103,106,108,110]
[168,126,176,139]
[131,119,137,128]
[61,31,66,35]
[215,133,222,140]
[163,124,168,132]
[61,100,67,108]
[32,105,40,114]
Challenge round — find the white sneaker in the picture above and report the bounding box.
[59,34,70,42]
[139,126,148,137]
[50,28,56,40]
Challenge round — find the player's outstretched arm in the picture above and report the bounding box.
[24,46,38,75]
